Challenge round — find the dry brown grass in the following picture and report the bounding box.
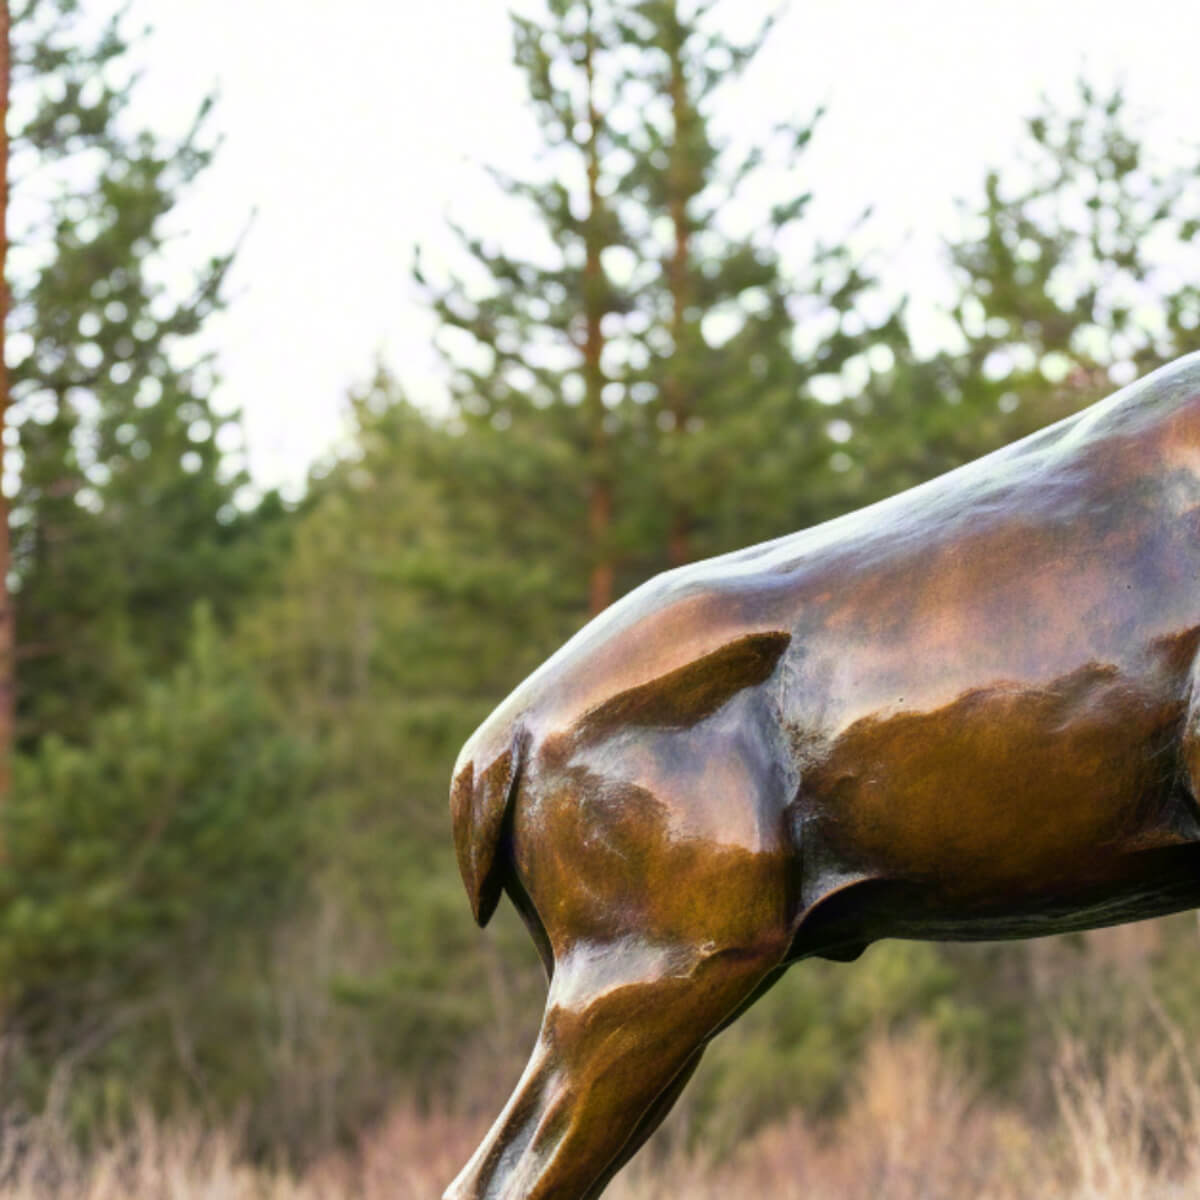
[5,1027,1200,1199]
[606,1029,1037,1200]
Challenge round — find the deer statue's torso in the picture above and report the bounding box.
[446,353,1200,1200]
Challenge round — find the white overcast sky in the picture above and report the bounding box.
[115,0,1200,491]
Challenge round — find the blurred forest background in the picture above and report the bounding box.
[6,0,1200,1195]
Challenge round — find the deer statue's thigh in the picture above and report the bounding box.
[446,710,793,1200]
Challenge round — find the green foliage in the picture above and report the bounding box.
[849,81,1200,508]
[11,3,1200,1169]
[837,81,1200,514]
[0,610,312,1132]
[9,0,283,748]
[951,82,1200,401]
[418,0,898,607]
[230,379,550,1140]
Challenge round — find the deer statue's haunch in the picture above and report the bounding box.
[445,354,1200,1200]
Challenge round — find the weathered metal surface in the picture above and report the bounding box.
[445,354,1200,1200]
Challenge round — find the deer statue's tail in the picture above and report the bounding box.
[449,714,528,927]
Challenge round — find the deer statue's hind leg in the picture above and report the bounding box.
[446,672,796,1199]
[576,1044,704,1200]
[447,792,791,1189]
[443,926,786,1200]
[575,959,791,1200]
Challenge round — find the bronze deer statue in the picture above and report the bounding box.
[445,354,1200,1199]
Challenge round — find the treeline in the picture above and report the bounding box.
[4,0,1200,1161]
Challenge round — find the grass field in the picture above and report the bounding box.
[4,1026,1200,1199]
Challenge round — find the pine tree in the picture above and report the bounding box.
[0,0,12,791]
[418,0,625,615]
[611,0,894,566]
[8,0,273,746]
[419,0,895,616]
[946,80,1200,454]
[234,372,555,1141]
[841,81,1200,511]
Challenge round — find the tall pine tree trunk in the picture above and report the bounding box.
[0,0,13,795]
[664,9,692,569]
[583,3,613,615]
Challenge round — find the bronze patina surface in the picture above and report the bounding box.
[445,354,1200,1200]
